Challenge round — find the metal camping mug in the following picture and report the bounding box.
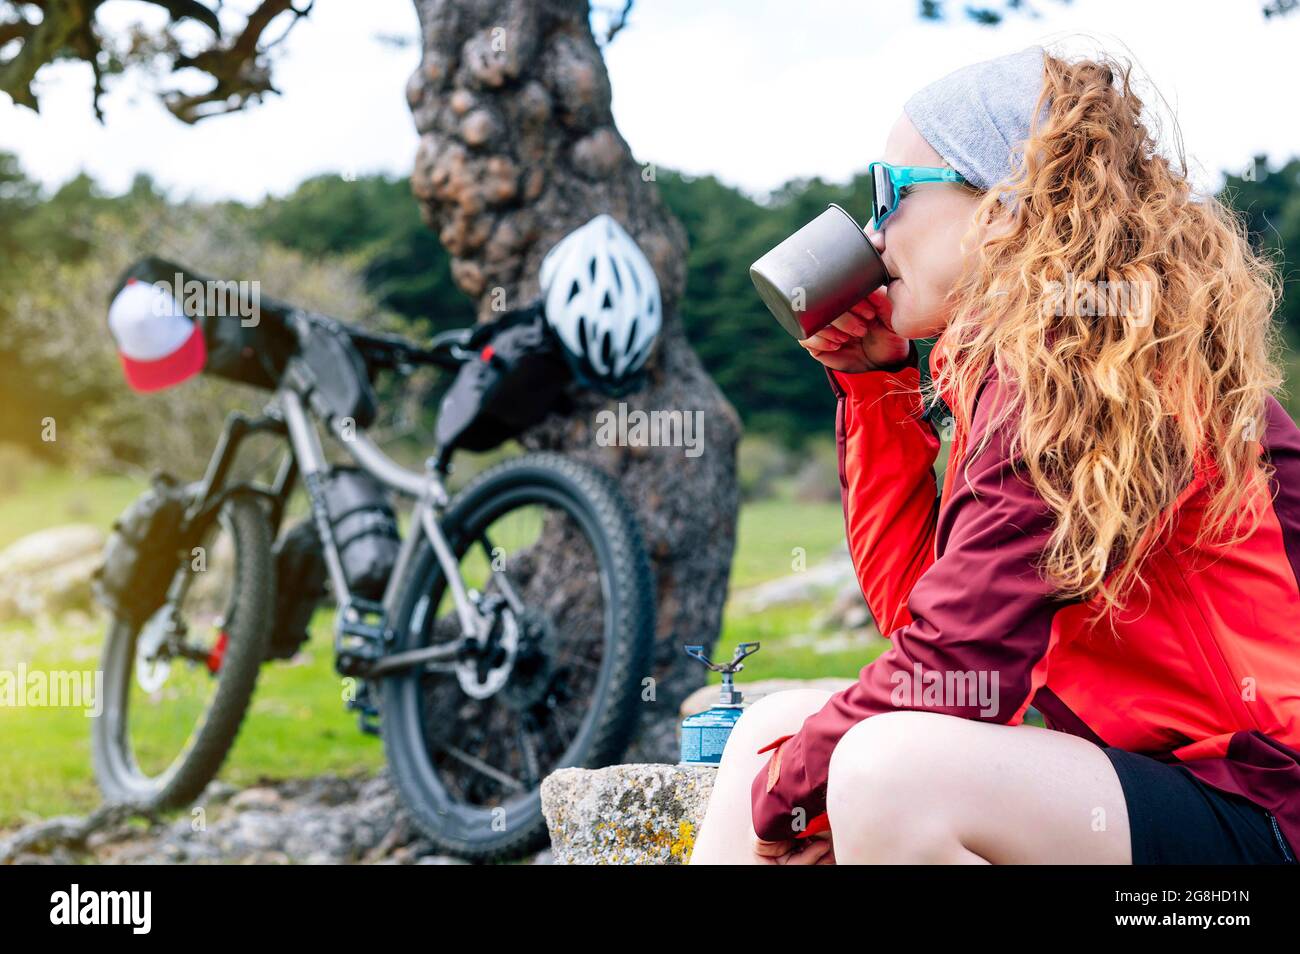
[749,203,891,340]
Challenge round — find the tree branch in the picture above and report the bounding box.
[0,0,313,123]
[164,0,312,122]
[595,0,634,45]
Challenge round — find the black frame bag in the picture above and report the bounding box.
[297,317,379,429]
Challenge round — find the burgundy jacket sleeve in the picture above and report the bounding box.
[751,366,1069,842]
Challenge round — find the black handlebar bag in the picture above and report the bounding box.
[110,257,297,391]
[202,313,297,390]
[434,308,572,454]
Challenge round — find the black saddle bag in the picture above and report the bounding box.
[93,475,189,626]
[434,307,571,454]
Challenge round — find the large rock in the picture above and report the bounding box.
[541,764,715,865]
[543,676,861,864]
[0,524,104,621]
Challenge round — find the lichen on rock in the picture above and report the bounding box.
[541,763,716,865]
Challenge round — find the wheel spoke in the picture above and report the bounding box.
[478,533,526,613]
[439,743,525,793]
[546,700,578,751]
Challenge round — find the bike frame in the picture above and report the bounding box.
[177,332,498,685]
[280,374,486,674]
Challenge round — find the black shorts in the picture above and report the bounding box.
[1104,747,1296,865]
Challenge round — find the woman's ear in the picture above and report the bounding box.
[971,201,1017,249]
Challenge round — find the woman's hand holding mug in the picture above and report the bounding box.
[799,288,911,373]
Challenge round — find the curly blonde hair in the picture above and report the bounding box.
[932,51,1284,621]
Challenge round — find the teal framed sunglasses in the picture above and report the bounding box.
[868,161,968,229]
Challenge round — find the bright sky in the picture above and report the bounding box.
[2,0,1297,202]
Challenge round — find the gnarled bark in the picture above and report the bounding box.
[408,0,741,759]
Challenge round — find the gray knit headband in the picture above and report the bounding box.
[903,46,1049,194]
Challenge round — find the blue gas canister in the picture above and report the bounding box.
[679,642,759,766]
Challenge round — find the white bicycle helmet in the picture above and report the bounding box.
[539,213,662,393]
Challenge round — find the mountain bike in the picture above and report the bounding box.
[91,262,656,861]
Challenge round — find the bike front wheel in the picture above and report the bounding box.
[92,494,274,808]
[380,452,655,862]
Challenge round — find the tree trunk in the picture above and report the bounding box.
[407,0,741,760]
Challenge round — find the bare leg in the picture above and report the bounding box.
[826,711,1131,864]
[689,689,833,865]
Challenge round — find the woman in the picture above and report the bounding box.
[692,46,1300,865]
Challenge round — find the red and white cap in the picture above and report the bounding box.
[108,278,206,392]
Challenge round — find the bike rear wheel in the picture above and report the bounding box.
[380,452,655,861]
[92,494,274,808]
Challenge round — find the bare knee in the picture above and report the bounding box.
[826,712,970,862]
[691,689,832,864]
[720,688,832,761]
[827,711,936,809]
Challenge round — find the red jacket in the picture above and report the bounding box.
[751,343,1300,850]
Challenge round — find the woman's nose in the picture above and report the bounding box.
[865,226,885,254]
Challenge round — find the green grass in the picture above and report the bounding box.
[0,611,385,823]
[0,619,101,820]
[730,498,846,589]
[0,465,855,825]
[209,613,387,781]
[716,603,881,682]
[0,468,144,550]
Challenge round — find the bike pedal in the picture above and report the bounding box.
[356,709,381,736]
[345,683,381,736]
[333,597,391,676]
[337,597,389,641]
[346,696,382,735]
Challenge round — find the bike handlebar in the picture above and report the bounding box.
[113,256,481,378]
[349,323,470,372]
[292,310,472,375]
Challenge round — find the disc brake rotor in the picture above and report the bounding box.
[456,607,519,699]
[134,606,174,694]
[499,610,558,713]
